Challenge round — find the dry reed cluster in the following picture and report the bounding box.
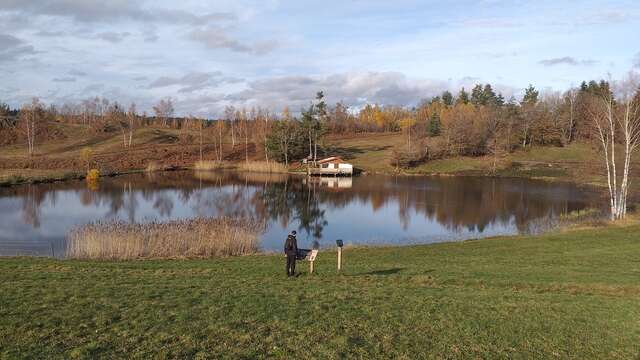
[237,161,288,173]
[145,161,162,172]
[193,160,234,171]
[67,217,264,260]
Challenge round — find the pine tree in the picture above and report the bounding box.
[522,84,539,105]
[428,112,440,137]
[441,91,454,106]
[456,87,470,104]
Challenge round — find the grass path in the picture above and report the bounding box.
[1,225,640,358]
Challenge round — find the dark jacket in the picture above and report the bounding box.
[284,235,298,256]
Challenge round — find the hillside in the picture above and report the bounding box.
[1,122,636,189]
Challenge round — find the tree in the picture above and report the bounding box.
[126,103,136,147]
[19,98,42,156]
[441,91,454,106]
[153,98,174,127]
[587,73,640,220]
[427,111,440,137]
[266,107,304,165]
[80,147,93,171]
[561,88,578,144]
[224,105,236,148]
[300,91,328,163]
[456,87,470,105]
[399,117,416,151]
[520,84,539,147]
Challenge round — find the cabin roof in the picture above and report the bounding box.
[317,156,347,164]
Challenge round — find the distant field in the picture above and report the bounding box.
[1,224,639,358]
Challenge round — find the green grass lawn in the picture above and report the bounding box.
[2,225,640,359]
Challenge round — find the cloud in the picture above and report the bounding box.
[143,32,158,43]
[538,56,598,66]
[1,0,236,25]
[82,84,105,93]
[225,71,450,111]
[579,10,634,25]
[147,72,243,93]
[35,30,65,37]
[189,27,278,55]
[68,69,87,76]
[133,76,148,81]
[0,34,37,62]
[634,52,640,69]
[52,77,76,82]
[96,31,131,43]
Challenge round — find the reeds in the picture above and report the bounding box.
[237,161,288,173]
[67,217,264,260]
[145,161,161,172]
[193,160,234,171]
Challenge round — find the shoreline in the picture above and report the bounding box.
[0,162,609,189]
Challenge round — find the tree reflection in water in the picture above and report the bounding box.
[0,171,601,256]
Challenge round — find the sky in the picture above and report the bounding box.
[1,0,639,117]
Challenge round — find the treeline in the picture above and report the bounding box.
[0,79,629,166]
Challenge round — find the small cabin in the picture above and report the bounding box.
[307,156,353,176]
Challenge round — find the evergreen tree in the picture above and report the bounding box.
[427,111,440,136]
[521,84,539,105]
[471,84,485,105]
[441,91,454,106]
[483,84,497,104]
[456,87,470,104]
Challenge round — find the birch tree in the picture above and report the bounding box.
[19,98,41,156]
[588,73,640,220]
[126,103,136,147]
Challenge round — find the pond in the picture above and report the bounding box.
[0,171,601,257]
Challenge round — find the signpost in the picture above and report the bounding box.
[297,248,318,274]
[336,239,343,272]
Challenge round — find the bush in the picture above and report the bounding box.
[86,169,100,181]
[390,150,426,168]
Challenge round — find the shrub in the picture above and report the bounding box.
[86,169,100,181]
[390,150,426,168]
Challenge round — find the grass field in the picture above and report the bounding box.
[1,225,639,358]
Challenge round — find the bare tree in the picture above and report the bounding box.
[588,73,640,220]
[563,88,578,144]
[153,98,174,127]
[19,98,42,156]
[224,105,236,148]
[126,103,136,147]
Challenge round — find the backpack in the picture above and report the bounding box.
[285,236,295,252]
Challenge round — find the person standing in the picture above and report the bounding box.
[284,230,298,277]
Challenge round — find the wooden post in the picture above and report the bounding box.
[310,260,314,274]
[337,247,342,271]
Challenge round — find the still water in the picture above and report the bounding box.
[0,171,601,257]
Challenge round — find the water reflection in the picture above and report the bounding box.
[0,171,601,257]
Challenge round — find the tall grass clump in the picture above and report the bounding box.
[67,217,264,260]
[237,161,288,173]
[145,161,161,172]
[193,160,234,171]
